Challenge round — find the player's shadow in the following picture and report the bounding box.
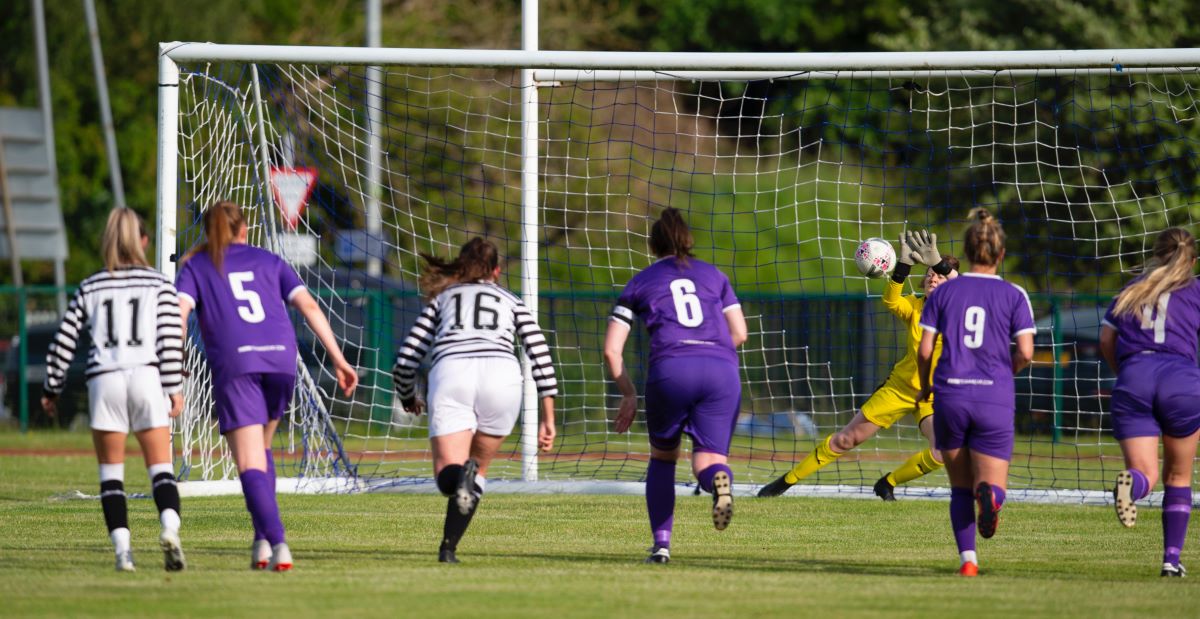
[490,550,945,576]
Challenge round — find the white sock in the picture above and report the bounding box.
[111,527,131,555]
[147,462,173,479]
[160,508,181,533]
[99,462,125,483]
[960,550,978,565]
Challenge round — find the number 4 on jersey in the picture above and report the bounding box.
[1139,292,1170,344]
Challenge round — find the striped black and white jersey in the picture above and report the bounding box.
[392,281,558,400]
[44,266,184,395]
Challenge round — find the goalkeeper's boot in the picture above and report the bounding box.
[1114,471,1138,528]
[456,458,481,516]
[114,550,136,573]
[958,561,979,577]
[438,547,460,564]
[645,545,670,564]
[268,542,293,572]
[756,475,793,498]
[873,475,897,502]
[1161,562,1187,578]
[251,539,272,570]
[711,470,733,531]
[159,528,186,572]
[975,482,1001,539]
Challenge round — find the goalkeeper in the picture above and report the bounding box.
[759,230,959,500]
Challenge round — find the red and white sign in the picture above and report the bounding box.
[269,166,318,230]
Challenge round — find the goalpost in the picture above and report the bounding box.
[157,44,1200,502]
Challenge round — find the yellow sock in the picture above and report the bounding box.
[886,448,944,487]
[784,435,843,484]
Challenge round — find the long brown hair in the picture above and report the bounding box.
[1112,227,1197,318]
[649,207,694,263]
[963,207,1005,267]
[182,200,246,272]
[100,207,149,271]
[419,237,500,300]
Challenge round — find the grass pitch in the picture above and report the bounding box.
[1,430,1195,618]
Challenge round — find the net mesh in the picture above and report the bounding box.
[170,59,1200,497]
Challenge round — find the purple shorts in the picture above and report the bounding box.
[214,373,297,434]
[1111,354,1200,440]
[644,356,741,455]
[933,395,1015,461]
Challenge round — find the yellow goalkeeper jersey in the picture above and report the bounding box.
[881,279,942,393]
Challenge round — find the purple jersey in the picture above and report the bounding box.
[1102,278,1200,363]
[919,273,1037,400]
[176,244,306,382]
[610,257,741,365]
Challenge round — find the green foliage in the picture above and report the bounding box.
[873,0,1200,51]
[5,0,1200,295]
[632,0,909,52]
[0,1,362,284]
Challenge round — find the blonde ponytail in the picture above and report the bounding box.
[100,207,149,271]
[1112,227,1197,317]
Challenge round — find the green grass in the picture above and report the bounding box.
[1,430,1196,618]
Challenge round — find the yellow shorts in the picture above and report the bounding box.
[860,382,933,429]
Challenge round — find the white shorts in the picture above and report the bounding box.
[427,357,523,438]
[87,366,171,433]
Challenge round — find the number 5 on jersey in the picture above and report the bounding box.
[229,271,266,324]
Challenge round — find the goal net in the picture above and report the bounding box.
[159,46,1200,501]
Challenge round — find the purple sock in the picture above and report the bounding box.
[645,458,676,548]
[1129,469,1151,501]
[240,469,285,546]
[950,487,976,554]
[696,462,732,494]
[992,485,1007,509]
[253,450,276,542]
[1162,485,1192,565]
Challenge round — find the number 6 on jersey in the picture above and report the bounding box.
[670,279,704,327]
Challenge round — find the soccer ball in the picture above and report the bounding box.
[855,238,896,279]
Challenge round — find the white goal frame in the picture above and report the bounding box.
[156,44,1200,502]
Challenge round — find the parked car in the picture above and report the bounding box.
[4,323,91,428]
[1017,306,1115,434]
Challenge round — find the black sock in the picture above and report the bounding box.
[440,483,482,552]
[151,472,181,516]
[436,465,463,497]
[100,480,128,532]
